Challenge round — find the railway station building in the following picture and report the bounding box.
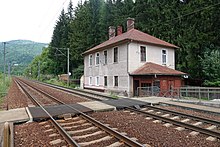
[82,18,186,97]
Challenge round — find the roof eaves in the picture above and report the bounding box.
[82,39,130,56]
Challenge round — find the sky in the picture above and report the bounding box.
[0,0,80,43]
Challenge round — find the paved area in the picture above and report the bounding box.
[78,101,116,112]
[173,99,220,108]
[0,108,29,124]
[161,101,220,115]
[28,104,93,120]
[130,96,172,104]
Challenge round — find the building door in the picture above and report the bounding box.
[133,80,139,96]
[168,80,174,90]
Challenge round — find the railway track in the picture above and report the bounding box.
[16,78,220,141]
[125,106,220,140]
[14,78,145,146]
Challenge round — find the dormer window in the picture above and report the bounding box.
[95,52,100,65]
[162,49,167,65]
[140,46,146,62]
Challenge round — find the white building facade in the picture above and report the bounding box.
[83,18,185,97]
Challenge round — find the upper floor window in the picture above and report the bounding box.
[113,47,118,63]
[114,76,118,87]
[104,76,107,86]
[162,49,167,65]
[140,46,146,62]
[89,54,92,66]
[95,52,100,65]
[96,76,99,86]
[104,50,107,64]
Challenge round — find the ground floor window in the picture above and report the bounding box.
[96,77,99,86]
[153,80,160,88]
[141,83,151,87]
[104,76,107,86]
[114,76,118,87]
[89,77,92,85]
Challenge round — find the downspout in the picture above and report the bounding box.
[127,40,131,98]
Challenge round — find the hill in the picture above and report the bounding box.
[0,40,48,75]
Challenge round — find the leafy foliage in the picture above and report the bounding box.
[0,40,47,75]
[28,0,220,86]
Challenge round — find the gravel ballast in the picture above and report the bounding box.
[90,110,220,147]
[2,79,32,109]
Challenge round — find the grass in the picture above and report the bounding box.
[109,92,119,99]
[43,78,78,89]
[0,75,11,110]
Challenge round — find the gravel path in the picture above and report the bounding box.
[2,78,32,109]
[90,110,220,147]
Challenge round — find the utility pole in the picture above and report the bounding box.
[8,62,10,80]
[3,42,6,84]
[53,47,70,87]
[67,48,70,87]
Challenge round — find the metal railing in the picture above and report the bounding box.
[137,86,160,97]
[180,86,220,100]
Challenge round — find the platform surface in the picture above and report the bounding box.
[129,97,172,104]
[102,98,149,109]
[28,104,93,120]
[78,101,116,111]
[0,108,29,124]
[161,101,220,115]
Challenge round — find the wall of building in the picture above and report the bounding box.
[128,42,175,73]
[84,43,129,94]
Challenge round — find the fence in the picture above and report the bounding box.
[136,86,220,100]
[137,86,180,98]
[137,86,160,97]
[180,86,220,100]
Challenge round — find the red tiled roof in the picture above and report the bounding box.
[83,29,178,55]
[131,62,186,76]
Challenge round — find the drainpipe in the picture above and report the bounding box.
[127,40,131,97]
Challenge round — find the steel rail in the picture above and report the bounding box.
[126,107,220,139]
[16,78,145,147]
[15,79,80,147]
[25,78,220,127]
[30,79,114,100]
[145,105,220,126]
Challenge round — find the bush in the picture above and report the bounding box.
[203,80,220,87]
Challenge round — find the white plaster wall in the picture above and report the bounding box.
[84,43,129,92]
[128,42,175,73]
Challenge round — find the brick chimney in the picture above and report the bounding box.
[109,26,116,39]
[117,26,123,36]
[127,17,135,31]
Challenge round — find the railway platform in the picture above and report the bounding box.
[161,101,220,115]
[130,96,172,105]
[0,108,29,124]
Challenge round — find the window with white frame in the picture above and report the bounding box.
[114,76,118,87]
[104,50,107,64]
[140,46,146,62]
[104,76,107,86]
[162,49,167,65]
[113,47,118,63]
[89,76,92,85]
[96,76,99,86]
[95,52,100,65]
[89,54,92,66]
